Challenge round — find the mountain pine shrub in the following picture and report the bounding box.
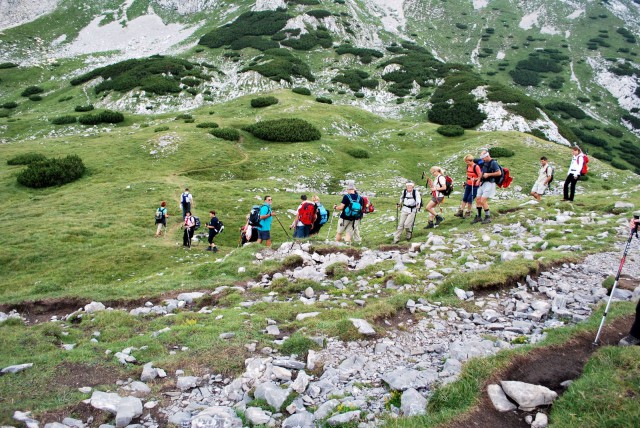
[51,115,77,125]
[251,96,279,108]
[335,45,383,64]
[610,160,629,170]
[2,101,18,109]
[511,69,540,86]
[0,62,18,69]
[29,95,43,101]
[592,151,613,161]
[198,10,291,48]
[196,122,219,129]
[306,10,332,19]
[571,128,609,148]
[623,114,640,129]
[17,155,85,188]
[316,97,332,104]
[436,125,464,137]
[346,148,369,158]
[332,69,378,91]
[243,118,321,142]
[74,105,94,112]
[21,86,44,97]
[180,77,201,87]
[176,114,193,120]
[489,147,515,158]
[604,127,623,138]
[292,87,311,95]
[210,128,240,141]
[154,126,169,132]
[545,102,586,119]
[7,153,47,165]
[242,49,314,83]
[230,36,279,51]
[281,30,333,50]
[78,110,124,125]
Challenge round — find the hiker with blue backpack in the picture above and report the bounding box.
[154,201,169,237]
[334,183,364,244]
[180,188,194,220]
[394,182,421,243]
[472,150,502,225]
[310,195,329,236]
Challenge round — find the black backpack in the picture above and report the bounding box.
[193,216,201,230]
[248,205,262,226]
[215,220,224,234]
[401,189,421,209]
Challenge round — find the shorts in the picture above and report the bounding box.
[462,184,479,203]
[258,230,271,241]
[431,196,444,204]
[477,181,496,199]
[336,218,359,234]
[531,181,547,195]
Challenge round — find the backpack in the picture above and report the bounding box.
[362,196,374,213]
[298,202,316,226]
[193,216,201,230]
[215,220,224,234]
[546,165,554,183]
[181,192,190,205]
[496,165,513,188]
[442,175,454,197]
[154,207,164,221]
[580,154,589,175]
[317,204,329,225]
[344,194,363,219]
[248,205,262,226]
[401,188,421,209]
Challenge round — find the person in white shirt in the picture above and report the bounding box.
[424,167,447,229]
[531,156,554,201]
[180,188,194,219]
[182,211,195,248]
[563,146,584,201]
[394,182,422,243]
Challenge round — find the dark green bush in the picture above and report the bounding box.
[2,101,18,109]
[527,129,547,140]
[610,160,629,170]
[196,122,219,129]
[332,69,378,91]
[281,29,333,50]
[242,49,314,83]
[58,96,73,102]
[577,96,590,103]
[292,87,311,96]
[354,92,364,98]
[29,95,43,101]
[17,155,86,188]
[176,114,193,120]
[455,23,468,30]
[316,97,332,104]
[345,148,369,158]
[21,86,44,97]
[335,45,383,64]
[489,147,515,158]
[0,62,18,69]
[604,127,623,138]
[243,118,321,142]
[571,128,609,148]
[74,105,94,112]
[210,127,241,141]
[592,151,613,161]
[306,9,332,19]
[230,36,279,51]
[180,77,201,87]
[511,69,540,86]
[436,125,465,137]
[198,10,291,49]
[154,126,169,132]
[623,114,640,129]
[78,110,124,125]
[0,110,10,118]
[184,118,195,123]
[251,96,279,108]
[545,102,586,119]
[429,100,486,129]
[51,115,77,125]
[7,153,47,165]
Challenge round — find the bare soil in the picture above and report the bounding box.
[447,314,634,428]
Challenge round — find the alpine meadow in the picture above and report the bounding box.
[1,1,640,427]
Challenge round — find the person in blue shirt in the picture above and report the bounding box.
[257,195,273,248]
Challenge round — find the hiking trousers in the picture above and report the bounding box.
[394,210,417,242]
[563,174,578,201]
[631,299,640,339]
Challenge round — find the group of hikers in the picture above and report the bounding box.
[153,146,591,249]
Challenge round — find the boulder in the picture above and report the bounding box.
[487,384,517,412]
[400,388,427,416]
[84,301,106,313]
[500,381,558,411]
[282,411,314,428]
[1,363,33,374]
[254,381,290,410]
[191,406,242,428]
[326,410,360,426]
[382,368,438,391]
[349,318,376,335]
[245,407,271,425]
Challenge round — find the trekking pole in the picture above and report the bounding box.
[408,207,419,240]
[273,213,292,240]
[325,211,336,243]
[593,214,640,345]
[396,205,399,229]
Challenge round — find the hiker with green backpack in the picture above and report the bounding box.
[334,183,364,244]
[154,201,169,237]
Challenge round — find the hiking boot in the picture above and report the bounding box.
[424,221,434,229]
[205,247,212,251]
[435,215,444,226]
[464,211,471,218]
[619,335,640,346]
[454,209,464,218]
[481,216,492,224]
[213,246,219,253]
[471,216,482,224]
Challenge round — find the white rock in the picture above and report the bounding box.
[349,318,376,335]
[84,301,106,313]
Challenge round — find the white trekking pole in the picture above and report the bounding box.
[325,211,336,243]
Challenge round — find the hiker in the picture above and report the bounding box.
[619,215,640,347]
[291,194,316,239]
[204,210,222,252]
[180,188,194,220]
[531,156,554,201]
[240,222,258,245]
[334,183,363,244]
[472,149,502,225]
[154,201,168,237]
[310,195,328,236]
[455,154,482,218]
[563,146,584,202]
[394,181,421,243]
[257,195,273,247]
[424,167,446,229]
[182,211,195,248]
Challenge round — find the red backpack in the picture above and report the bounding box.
[496,166,513,188]
[298,202,316,226]
[362,196,375,213]
[580,154,589,175]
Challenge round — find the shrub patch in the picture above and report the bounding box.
[243,118,321,142]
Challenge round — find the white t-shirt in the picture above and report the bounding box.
[399,188,422,213]
[536,164,553,185]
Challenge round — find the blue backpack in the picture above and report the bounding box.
[317,203,328,225]
[344,194,363,219]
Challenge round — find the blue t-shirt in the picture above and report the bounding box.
[259,204,272,231]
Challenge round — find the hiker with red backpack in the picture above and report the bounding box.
[455,154,482,218]
[563,146,588,202]
[472,149,502,225]
[424,167,447,229]
[291,194,317,239]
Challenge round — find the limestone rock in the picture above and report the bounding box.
[500,381,558,411]
[400,388,427,416]
[487,384,517,412]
